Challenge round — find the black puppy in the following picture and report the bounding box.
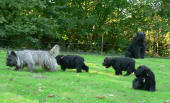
[133,65,156,91]
[55,55,89,73]
[102,57,135,76]
[125,31,145,58]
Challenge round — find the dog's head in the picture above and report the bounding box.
[135,65,150,77]
[102,57,112,68]
[6,51,18,67]
[136,31,145,42]
[55,55,64,65]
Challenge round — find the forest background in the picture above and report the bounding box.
[0,0,169,56]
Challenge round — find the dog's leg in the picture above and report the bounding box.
[125,61,135,76]
[115,69,122,75]
[149,85,155,91]
[48,63,58,72]
[15,66,20,71]
[82,64,89,72]
[113,65,122,75]
[28,64,35,72]
[140,45,145,58]
[125,72,131,76]
[134,47,141,58]
[76,67,82,73]
[133,78,144,89]
[125,67,132,76]
[146,78,156,92]
[43,65,50,71]
[61,66,66,71]
[53,64,58,72]
[133,78,140,89]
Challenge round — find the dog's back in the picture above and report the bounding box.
[113,57,135,64]
[56,55,84,68]
[16,50,54,65]
[112,57,135,72]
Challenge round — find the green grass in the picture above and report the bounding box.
[0,51,170,103]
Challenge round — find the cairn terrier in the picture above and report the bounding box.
[6,45,60,72]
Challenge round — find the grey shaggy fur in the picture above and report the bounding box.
[6,45,60,72]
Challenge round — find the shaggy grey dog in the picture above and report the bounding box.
[6,45,60,72]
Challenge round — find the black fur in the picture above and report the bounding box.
[133,65,156,91]
[102,57,135,76]
[6,51,22,70]
[6,51,17,67]
[125,31,145,58]
[55,55,89,73]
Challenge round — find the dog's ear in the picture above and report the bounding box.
[11,51,17,57]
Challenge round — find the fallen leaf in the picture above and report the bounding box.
[67,97,71,100]
[32,91,36,95]
[123,94,127,96]
[47,94,55,98]
[96,96,107,99]
[38,87,43,92]
[164,100,170,103]
[9,78,14,81]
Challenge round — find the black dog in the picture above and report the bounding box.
[133,65,156,91]
[125,31,145,58]
[102,57,135,76]
[55,55,89,73]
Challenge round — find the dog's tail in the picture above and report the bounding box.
[50,44,60,56]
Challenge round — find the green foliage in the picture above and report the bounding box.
[0,0,169,56]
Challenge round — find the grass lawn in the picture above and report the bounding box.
[0,50,170,103]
